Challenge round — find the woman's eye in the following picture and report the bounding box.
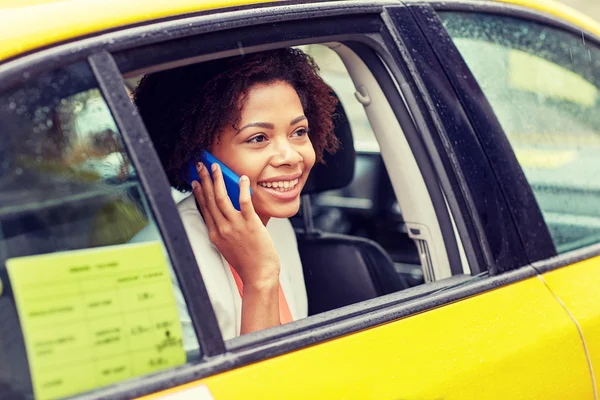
[292,128,309,138]
[247,134,267,144]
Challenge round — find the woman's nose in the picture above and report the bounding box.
[271,141,302,167]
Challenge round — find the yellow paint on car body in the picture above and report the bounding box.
[0,0,272,62]
[542,256,600,388]
[138,276,593,400]
[1,0,600,63]
[496,0,600,37]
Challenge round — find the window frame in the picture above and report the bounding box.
[0,2,545,399]
[422,0,600,272]
[383,5,531,274]
[87,51,225,356]
[408,2,557,267]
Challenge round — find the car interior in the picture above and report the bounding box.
[313,42,464,280]
[292,95,415,315]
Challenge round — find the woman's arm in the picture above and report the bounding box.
[192,162,281,334]
[240,278,280,334]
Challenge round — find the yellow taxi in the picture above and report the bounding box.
[1,0,600,399]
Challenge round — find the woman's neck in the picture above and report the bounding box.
[259,215,270,226]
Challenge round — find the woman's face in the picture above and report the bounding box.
[209,80,316,223]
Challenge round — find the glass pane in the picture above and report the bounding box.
[442,12,600,254]
[0,61,197,400]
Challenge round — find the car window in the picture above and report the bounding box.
[0,61,197,400]
[441,12,600,254]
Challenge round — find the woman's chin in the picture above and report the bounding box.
[257,198,301,220]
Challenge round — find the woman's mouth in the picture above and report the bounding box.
[257,176,302,201]
[257,178,299,192]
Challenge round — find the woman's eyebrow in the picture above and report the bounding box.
[290,115,307,125]
[237,122,275,134]
[236,116,306,134]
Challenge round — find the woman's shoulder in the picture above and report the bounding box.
[178,194,295,247]
[177,194,203,220]
[267,218,307,320]
[130,194,204,242]
[134,194,295,252]
[176,194,239,338]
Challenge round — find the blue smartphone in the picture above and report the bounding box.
[187,151,251,211]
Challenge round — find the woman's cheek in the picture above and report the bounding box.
[303,144,317,171]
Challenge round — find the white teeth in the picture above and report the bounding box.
[258,178,300,191]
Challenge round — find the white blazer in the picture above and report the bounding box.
[132,194,308,347]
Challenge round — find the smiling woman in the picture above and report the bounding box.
[208,81,317,222]
[133,48,339,340]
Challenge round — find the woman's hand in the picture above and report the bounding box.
[192,162,281,334]
[191,162,280,291]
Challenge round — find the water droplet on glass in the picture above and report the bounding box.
[15,168,23,175]
[8,102,16,110]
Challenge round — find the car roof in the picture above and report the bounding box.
[0,0,273,62]
[498,0,600,36]
[0,0,599,63]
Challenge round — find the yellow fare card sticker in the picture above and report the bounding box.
[6,242,186,400]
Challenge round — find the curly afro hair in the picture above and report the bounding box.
[133,47,339,191]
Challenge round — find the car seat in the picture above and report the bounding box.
[297,98,410,316]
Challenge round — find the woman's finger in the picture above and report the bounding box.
[197,162,228,227]
[192,180,216,231]
[239,175,257,220]
[210,163,237,220]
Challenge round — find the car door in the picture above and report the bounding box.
[114,3,590,399]
[411,0,600,392]
[0,1,593,400]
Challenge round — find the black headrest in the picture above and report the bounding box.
[302,97,355,194]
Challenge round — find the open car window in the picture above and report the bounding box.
[127,40,465,326]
